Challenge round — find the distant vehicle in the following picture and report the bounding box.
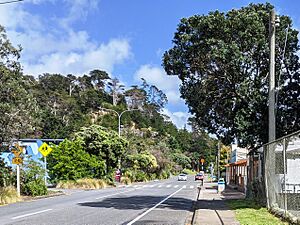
[195,172,204,181]
[178,173,188,181]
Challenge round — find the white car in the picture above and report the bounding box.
[178,173,188,181]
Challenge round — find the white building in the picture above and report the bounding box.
[230,144,248,163]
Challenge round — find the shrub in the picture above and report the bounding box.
[0,186,19,205]
[23,180,48,196]
[123,170,135,182]
[148,173,157,180]
[21,158,48,196]
[135,171,148,182]
[48,139,106,181]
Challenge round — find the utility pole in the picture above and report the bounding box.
[217,141,220,180]
[269,9,276,142]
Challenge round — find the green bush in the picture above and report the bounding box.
[21,158,48,196]
[148,173,157,180]
[135,171,148,182]
[123,170,135,182]
[23,180,48,196]
[48,139,106,181]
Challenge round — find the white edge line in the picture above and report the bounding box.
[95,189,134,200]
[127,187,184,225]
[12,209,53,220]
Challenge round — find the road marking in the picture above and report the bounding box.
[183,185,186,188]
[143,185,149,188]
[133,185,138,188]
[190,185,194,189]
[12,209,53,220]
[158,185,162,188]
[166,185,171,188]
[127,187,184,225]
[95,189,134,200]
[149,184,155,187]
[174,185,179,188]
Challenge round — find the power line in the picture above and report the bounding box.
[0,0,24,5]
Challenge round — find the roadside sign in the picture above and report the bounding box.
[12,157,23,165]
[200,158,205,164]
[11,143,23,157]
[38,143,53,157]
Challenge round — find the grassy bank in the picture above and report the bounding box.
[56,178,112,189]
[0,186,19,205]
[228,199,288,225]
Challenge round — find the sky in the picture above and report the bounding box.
[0,0,299,129]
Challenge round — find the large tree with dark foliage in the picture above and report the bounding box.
[163,3,300,147]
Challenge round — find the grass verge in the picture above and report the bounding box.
[0,186,19,205]
[57,178,110,189]
[227,199,288,225]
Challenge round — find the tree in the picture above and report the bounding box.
[107,78,125,106]
[163,3,300,147]
[141,78,168,112]
[73,125,128,173]
[89,69,110,91]
[0,25,38,144]
[125,85,146,109]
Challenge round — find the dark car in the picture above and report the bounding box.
[195,172,204,181]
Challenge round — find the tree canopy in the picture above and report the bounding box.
[163,3,300,147]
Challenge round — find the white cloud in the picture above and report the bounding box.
[0,0,131,76]
[23,38,131,75]
[135,64,182,104]
[60,0,99,28]
[162,108,191,130]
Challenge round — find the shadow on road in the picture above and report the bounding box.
[77,195,194,212]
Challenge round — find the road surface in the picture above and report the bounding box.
[0,176,199,225]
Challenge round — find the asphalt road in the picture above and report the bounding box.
[0,176,199,225]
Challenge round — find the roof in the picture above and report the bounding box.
[225,159,247,167]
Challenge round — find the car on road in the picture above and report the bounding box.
[177,173,188,181]
[195,172,204,181]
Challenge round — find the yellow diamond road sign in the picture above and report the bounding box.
[38,143,53,157]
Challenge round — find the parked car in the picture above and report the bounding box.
[178,173,188,181]
[195,172,204,181]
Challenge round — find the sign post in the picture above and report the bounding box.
[38,142,53,185]
[16,165,20,197]
[11,143,23,197]
[200,158,205,171]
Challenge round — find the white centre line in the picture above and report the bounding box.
[166,185,171,188]
[127,187,184,225]
[174,185,179,188]
[183,185,186,188]
[190,185,194,189]
[12,209,53,220]
[158,185,162,188]
[95,189,134,200]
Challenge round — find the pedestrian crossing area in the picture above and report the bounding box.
[123,183,198,189]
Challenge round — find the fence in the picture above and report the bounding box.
[264,130,300,222]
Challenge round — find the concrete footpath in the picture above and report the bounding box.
[192,183,245,225]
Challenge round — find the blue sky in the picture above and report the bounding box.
[0,0,299,128]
